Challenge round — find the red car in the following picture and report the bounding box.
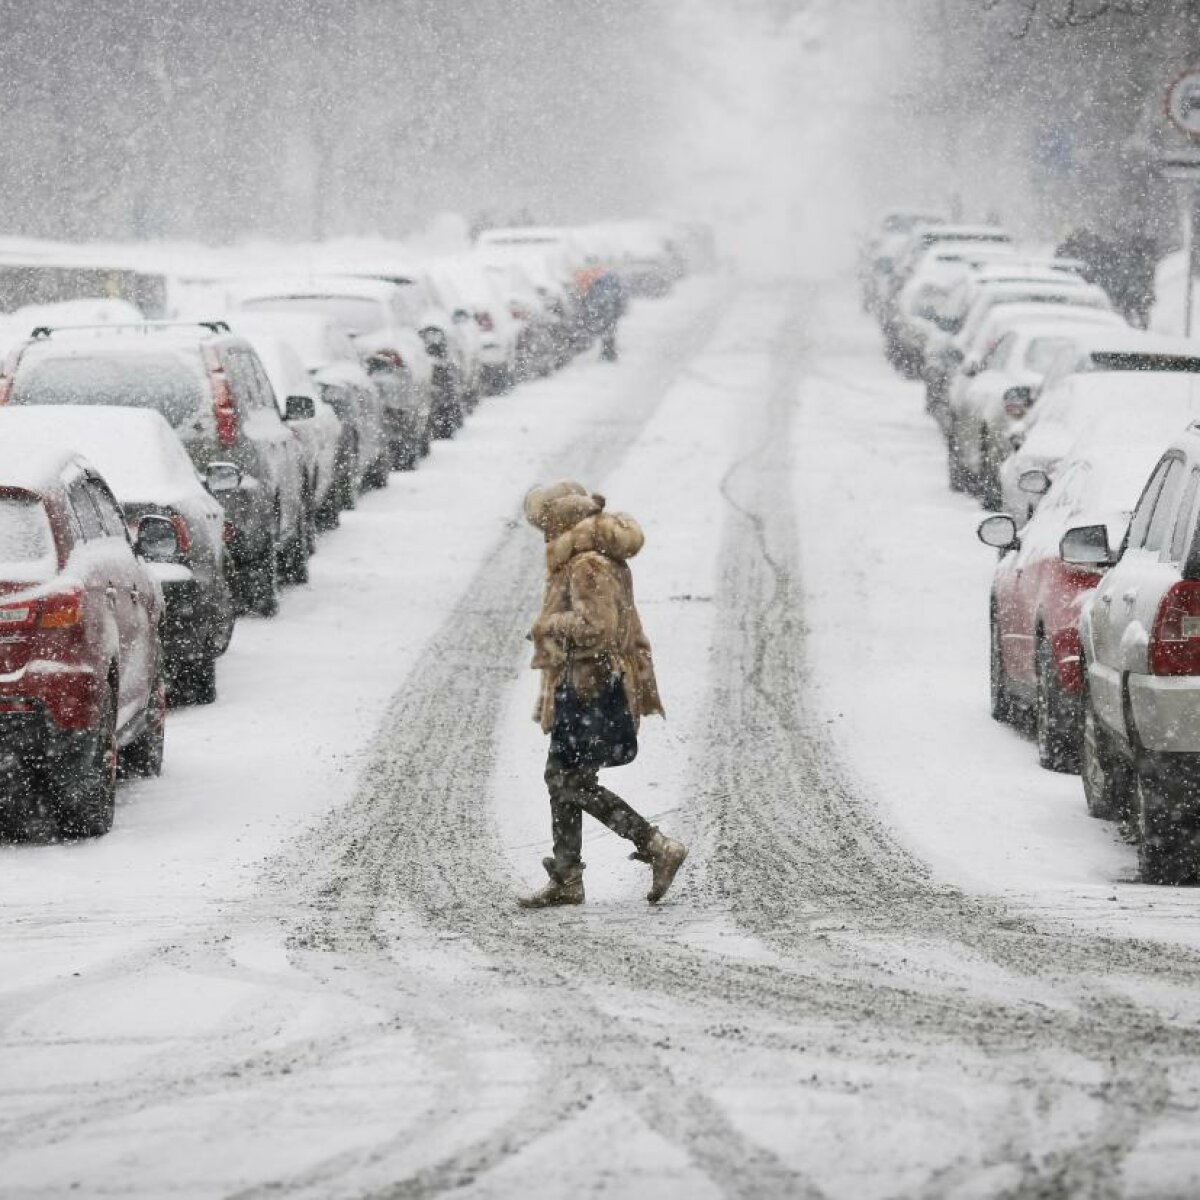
[978,437,1162,772]
[0,442,176,838]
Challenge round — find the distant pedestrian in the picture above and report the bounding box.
[519,481,686,907]
[583,271,627,361]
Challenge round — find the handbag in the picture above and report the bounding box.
[550,657,638,770]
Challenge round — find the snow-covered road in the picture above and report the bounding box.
[7,277,1200,1197]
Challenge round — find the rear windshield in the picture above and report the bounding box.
[10,351,209,430]
[0,497,56,580]
[240,296,385,335]
[1089,353,1200,374]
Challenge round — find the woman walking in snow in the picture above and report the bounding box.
[519,480,687,908]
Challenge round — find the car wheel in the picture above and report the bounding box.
[947,422,969,493]
[279,499,313,585]
[1035,637,1078,774]
[169,651,217,707]
[121,673,166,777]
[990,609,1016,725]
[247,546,280,618]
[55,682,117,838]
[978,434,1002,510]
[1137,775,1199,885]
[1081,682,1132,820]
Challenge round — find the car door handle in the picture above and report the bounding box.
[1122,590,1138,605]
[1099,593,1113,605]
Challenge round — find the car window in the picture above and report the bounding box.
[1025,337,1074,374]
[240,295,385,335]
[247,352,277,411]
[1169,467,1200,565]
[0,497,57,574]
[10,350,208,430]
[85,478,127,539]
[67,477,105,541]
[1142,457,1186,555]
[980,333,1015,371]
[222,349,261,411]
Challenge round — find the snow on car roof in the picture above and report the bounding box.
[0,406,199,504]
[233,275,398,303]
[1063,328,1200,358]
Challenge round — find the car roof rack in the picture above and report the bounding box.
[29,319,231,339]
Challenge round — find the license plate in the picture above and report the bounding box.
[0,608,29,623]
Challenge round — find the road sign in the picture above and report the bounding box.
[1166,68,1200,140]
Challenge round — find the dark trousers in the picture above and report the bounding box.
[545,753,653,873]
[600,328,618,361]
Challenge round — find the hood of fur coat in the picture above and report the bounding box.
[546,510,644,574]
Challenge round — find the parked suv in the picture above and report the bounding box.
[0,442,173,838]
[1077,420,1200,882]
[0,322,308,617]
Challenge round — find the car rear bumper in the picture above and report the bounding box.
[1130,674,1200,753]
[0,660,102,743]
[160,575,222,664]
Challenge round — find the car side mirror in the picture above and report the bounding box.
[420,327,448,358]
[204,461,242,494]
[1060,524,1114,568]
[452,308,471,323]
[1018,469,1052,496]
[1003,386,1033,419]
[284,394,315,421]
[977,513,1019,552]
[917,304,938,321]
[962,360,981,378]
[134,514,180,562]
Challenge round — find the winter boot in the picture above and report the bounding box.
[518,860,585,908]
[644,830,688,903]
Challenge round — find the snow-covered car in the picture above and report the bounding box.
[233,278,435,458]
[0,440,171,836]
[220,310,388,505]
[979,431,1165,773]
[1077,421,1200,881]
[858,209,947,312]
[928,281,1113,423]
[482,262,558,380]
[230,315,344,532]
[0,406,234,705]
[428,259,521,395]
[1000,373,1200,526]
[0,322,308,618]
[947,309,1127,503]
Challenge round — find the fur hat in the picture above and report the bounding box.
[524,481,606,537]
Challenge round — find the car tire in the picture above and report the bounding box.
[338,439,359,511]
[247,546,280,618]
[1137,775,1199,885]
[121,674,166,776]
[55,682,117,838]
[990,608,1016,725]
[1036,637,1078,773]
[978,434,1002,511]
[948,422,969,493]
[170,651,217,707]
[1081,682,1132,820]
[279,499,313,585]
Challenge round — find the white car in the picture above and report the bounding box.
[1000,373,1200,526]
[1077,419,1200,881]
[947,308,1127,502]
[232,277,436,460]
[428,258,521,394]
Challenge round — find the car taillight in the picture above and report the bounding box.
[166,513,191,553]
[475,311,494,332]
[376,348,406,370]
[223,520,234,544]
[1149,581,1200,675]
[39,587,83,629]
[510,304,530,321]
[211,371,237,448]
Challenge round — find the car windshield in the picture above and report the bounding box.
[240,295,385,335]
[1025,337,1075,373]
[9,351,208,430]
[1089,352,1200,374]
[0,497,56,580]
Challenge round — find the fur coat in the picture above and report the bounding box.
[528,508,664,734]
